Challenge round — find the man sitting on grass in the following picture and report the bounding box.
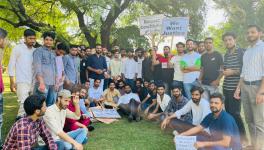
[3,95,63,150]
[88,78,104,107]
[178,93,241,150]
[102,81,121,108]
[43,89,87,150]
[161,86,211,133]
[147,84,171,120]
[118,84,141,122]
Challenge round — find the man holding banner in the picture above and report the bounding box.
[178,92,241,150]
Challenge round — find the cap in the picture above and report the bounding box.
[58,89,71,98]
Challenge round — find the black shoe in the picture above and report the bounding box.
[88,125,95,132]
[128,114,133,122]
[135,115,141,122]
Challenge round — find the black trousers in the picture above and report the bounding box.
[118,99,140,118]
[223,89,247,142]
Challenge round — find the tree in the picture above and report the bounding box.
[213,0,264,47]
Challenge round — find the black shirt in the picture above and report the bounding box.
[86,54,107,79]
[201,51,223,85]
[142,57,154,81]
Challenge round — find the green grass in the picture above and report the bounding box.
[2,74,175,150]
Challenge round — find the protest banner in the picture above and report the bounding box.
[175,135,197,150]
[139,14,164,35]
[162,17,189,37]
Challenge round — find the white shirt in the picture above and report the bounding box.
[157,94,171,111]
[118,92,140,105]
[43,104,80,140]
[241,40,264,81]
[105,56,111,69]
[170,55,184,81]
[122,58,138,79]
[137,58,144,78]
[8,43,35,84]
[175,98,210,125]
[89,86,103,100]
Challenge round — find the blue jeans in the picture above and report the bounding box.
[183,80,199,100]
[32,141,65,150]
[60,128,88,150]
[0,93,3,145]
[34,84,57,107]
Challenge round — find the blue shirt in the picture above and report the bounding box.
[33,46,56,85]
[63,54,78,84]
[87,54,107,79]
[201,110,241,150]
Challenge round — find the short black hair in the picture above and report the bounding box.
[96,44,102,47]
[136,78,143,83]
[108,81,116,86]
[70,44,78,49]
[247,24,262,32]
[186,39,193,43]
[156,83,165,89]
[0,28,8,39]
[24,29,36,37]
[210,92,225,103]
[204,37,213,42]
[135,47,144,52]
[190,86,204,94]
[171,86,182,91]
[176,42,185,47]
[57,42,69,52]
[124,84,131,88]
[94,78,101,82]
[222,32,236,41]
[126,48,134,53]
[24,95,46,116]
[42,31,56,40]
[164,46,170,50]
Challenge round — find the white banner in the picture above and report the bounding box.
[162,17,189,37]
[175,135,197,150]
[139,14,164,35]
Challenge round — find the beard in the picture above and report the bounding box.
[211,107,221,113]
[192,98,200,105]
[125,90,131,94]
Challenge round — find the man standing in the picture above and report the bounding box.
[63,45,79,86]
[179,93,241,150]
[170,42,185,95]
[33,31,57,106]
[142,50,154,82]
[198,41,206,55]
[0,28,7,146]
[198,37,223,100]
[109,50,122,82]
[122,48,137,91]
[180,39,201,100]
[87,44,107,90]
[222,32,247,145]
[135,48,144,80]
[3,95,62,150]
[8,29,36,118]
[234,25,264,150]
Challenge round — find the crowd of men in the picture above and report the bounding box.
[0,24,263,150]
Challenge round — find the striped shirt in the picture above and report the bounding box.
[241,40,264,81]
[223,49,243,91]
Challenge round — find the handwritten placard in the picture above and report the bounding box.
[139,14,164,35]
[162,17,189,37]
[175,135,197,150]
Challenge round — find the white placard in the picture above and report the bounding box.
[162,17,189,37]
[175,135,197,150]
[139,14,164,35]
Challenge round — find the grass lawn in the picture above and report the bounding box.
[2,74,175,150]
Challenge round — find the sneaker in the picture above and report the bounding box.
[88,125,95,132]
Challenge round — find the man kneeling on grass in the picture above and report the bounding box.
[44,89,88,150]
[117,84,141,122]
[177,93,241,150]
[3,95,63,150]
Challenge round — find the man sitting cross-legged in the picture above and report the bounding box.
[3,95,64,150]
[102,81,121,109]
[117,84,141,122]
[161,86,211,134]
[146,84,171,120]
[178,93,242,150]
[43,89,87,150]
